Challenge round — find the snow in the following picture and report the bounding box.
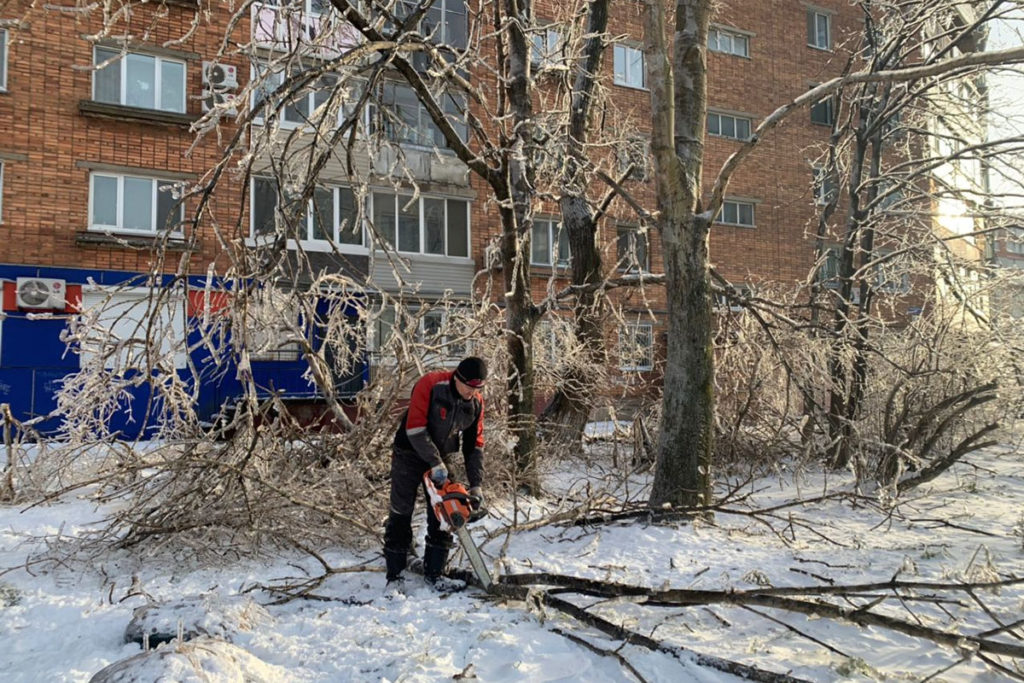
[1,441,1022,682]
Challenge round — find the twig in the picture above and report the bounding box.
[550,627,650,683]
[908,518,1005,538]
[739,604,853,659]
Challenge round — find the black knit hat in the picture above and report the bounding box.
[454,356,488,388]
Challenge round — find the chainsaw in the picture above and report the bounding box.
[423,473,493,590]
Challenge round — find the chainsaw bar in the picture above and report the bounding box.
[455,524,493,590]
[423,474,493,591]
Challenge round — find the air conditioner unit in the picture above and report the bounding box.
[202,89,238,115]
[16,277,66,310]
[202,61,239,90]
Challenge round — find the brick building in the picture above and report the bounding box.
[0,1,869,431]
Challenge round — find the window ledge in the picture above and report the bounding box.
[76,230,195,252]
[78,100,197,128]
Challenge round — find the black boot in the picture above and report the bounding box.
[423,543,465,592]
[384,547,408,582]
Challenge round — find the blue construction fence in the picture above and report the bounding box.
[0,264,369,439]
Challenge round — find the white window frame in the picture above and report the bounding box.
[714,286,751,313]
[250,62,342,130]
[531,217,569,267]
[617,136,650,182]
[707,111,752,141]
[371,303,469,367]
[809,87,836,126]
[807,9,832,51]
[531,24,563,69]
[420,308,468,363]
[813,165,838,205]
[78,286,188,371]
[254,0,326,40]
[717,199,756,227]
[89,172,185,235]
[249,178,367,253]
[617,225,650,273]
[873,251,911,294]
[369,191,472,259]
[399,0,468,49]
[619,323,654,372]
[708,26,750,58]
[613,44,646,89]
[1007,227,1024,255]
[0,28,8,92]
[369,80,468,150]
[245,288,304,362]
[92,47,187,113]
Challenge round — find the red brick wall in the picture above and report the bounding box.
[0,0,862,300]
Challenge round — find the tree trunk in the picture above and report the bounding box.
[645,0,714,508]
[500,0,540,491]
[539,0,611,453]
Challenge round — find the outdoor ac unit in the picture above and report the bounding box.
[202,90,238,114]
[16,277,66,310]
[202,61,238,90]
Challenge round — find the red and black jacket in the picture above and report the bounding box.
[392,370,485,488]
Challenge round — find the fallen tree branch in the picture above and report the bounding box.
[525,588,808,682]
[499,573,1024,660]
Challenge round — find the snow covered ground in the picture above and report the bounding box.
[1,440,1022,682]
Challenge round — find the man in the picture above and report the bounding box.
[383,356,487,591]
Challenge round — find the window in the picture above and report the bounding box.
[531,218,569,267]
[616,137,650,181]
[93,47,186,113]
[613,44,646,89]
[421,308,467,360]
[714,285,751,313]
[707,111,752,141]
[0,29,7,91]
[708,27,749,57]
[245,288,303,362]
[717,200,755,227]
[807,9,832,50]
[253,0,346,48]
[619,323,653,371]
[873,252,910,293]
[813,166,838,205]
[251,178,363,246]
[810,91,835,126]
[817,247,848,295]
[252,63,341,128]
[396,0,467,49]
[1007,227,1024,255]
[617,225,649,272]
[372,304,468,365]
[531,25,563,69]
[370,80,468,148]
[371,192,469,257]
[90,173,184,234]
[78,288,187,371]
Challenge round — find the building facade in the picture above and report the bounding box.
[0,0,870,432]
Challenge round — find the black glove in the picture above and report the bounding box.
[468,486,486,523]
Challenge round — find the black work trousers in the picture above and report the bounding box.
[382,452,453,555]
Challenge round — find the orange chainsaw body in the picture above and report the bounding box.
[424,475,472,530]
